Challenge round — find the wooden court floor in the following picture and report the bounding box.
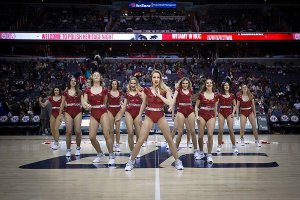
[0,134,300,200]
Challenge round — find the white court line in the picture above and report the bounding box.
[155,134,161,200]
[155,168,161,200]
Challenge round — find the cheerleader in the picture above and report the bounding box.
[40,86,62,150]
[217,82,238,153]
[195,78,218,164]
[107,79,122,152]
[236,83,261,147]
[82,71,115,164]
[58,77,82,157]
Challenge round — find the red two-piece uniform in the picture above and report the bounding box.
[49,96,62,119]
[85,87,108,122]
[176,88,194,118]
[197,92,218,122]
[237,94,253,117]
[125,92,142,120]
[218,93,235,118]
[144,87,166,123]
[63,90,82,119]
[107,91,122,117]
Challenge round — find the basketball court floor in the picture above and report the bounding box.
[0,134,299,200]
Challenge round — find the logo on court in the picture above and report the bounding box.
[20,147,278,169]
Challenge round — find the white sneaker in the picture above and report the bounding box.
[108,154,115,165]
[255,140,262,147]
[115,144,121,152]
[207,154,213,164]
[125,159,135,171]
[174,159,184,170]
[142,141,146,147]
[232,145,239,154]
[188,142,193,148]
[75,147,81,156]
[216,145,221,153]
[50,142,59,150]
[93,153,104,163]
[166,143,169,149]
[66,149,71,157]
[198,151,205,160]
[194,150,200,160]
[240,138,245,146]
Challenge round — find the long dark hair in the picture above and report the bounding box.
[220,81,231,95]
[67,76,81,96]
[51,86,62,96]
[110,79,120,90]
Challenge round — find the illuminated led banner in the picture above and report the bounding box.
[0,32,299,41]
[128,2,176,8]
[0,32,162,41]
[162,33,300,41]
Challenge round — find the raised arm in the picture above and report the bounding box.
[168,90,179,112]
[39,97,49,108]
[156,88,172,106]
[115,98,127,122]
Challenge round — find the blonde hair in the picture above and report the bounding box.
[200,78,215,93]
[240,84,254,100]
[177,77,192,90]
[127,76,142,92]
[191,78,214,102]
[151,70,170,93]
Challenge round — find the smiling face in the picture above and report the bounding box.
[53,87,60,96]
[152,72,161,87]
[223,82,230,92]
[181,80,189,90]
[111,80,118,90]
[70,78,77,87]
[129,79,137,90]
[205,79,213,90]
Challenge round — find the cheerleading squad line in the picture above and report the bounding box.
[40,69,261,171]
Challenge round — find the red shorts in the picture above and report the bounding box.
[198,110,215,122]
[145,110,164,123]
[108,107,121,117]
[51,110,60,119]
[219,109,232,119]
[241,110,253,118]
[65,107,81,119]
[91,108,107,122]
[126,107,140,120]
[178,106,194,118]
